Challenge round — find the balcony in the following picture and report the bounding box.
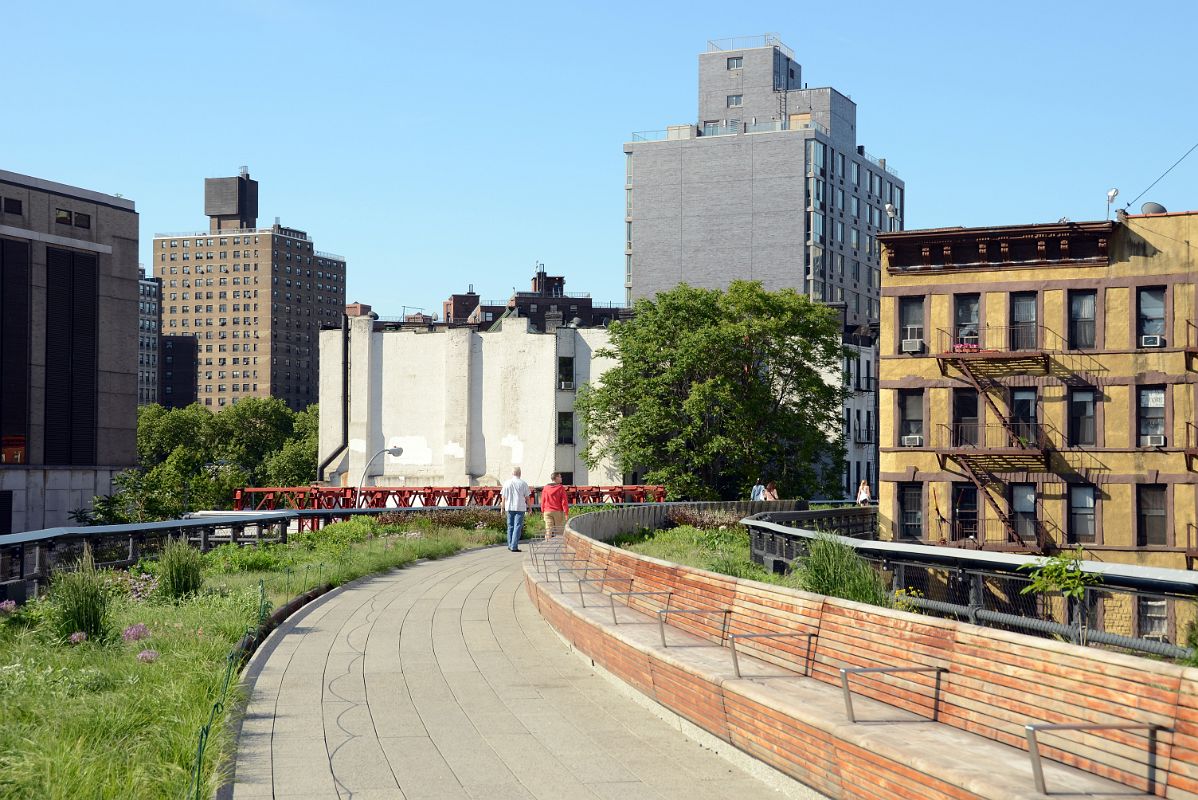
[936,324,1055,378]
[942,518,1046,552]
[853,425,876,445]
[935,422,1050,472]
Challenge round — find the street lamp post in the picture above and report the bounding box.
[357,446,403,507]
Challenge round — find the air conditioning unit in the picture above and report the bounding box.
[559,381,575,391]
[900,435,924,447]
[901,339,924,354]
[1140,335,1164,348]
[1144,434,1167,447]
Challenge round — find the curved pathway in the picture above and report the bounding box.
[232,546,791,800]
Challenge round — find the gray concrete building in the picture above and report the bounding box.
[0,170,139,533]
[625,35,905,496]
[138,266,161,405]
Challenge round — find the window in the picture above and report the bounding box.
[898,483,923,540]
[899,296,924,344]
[73,212,91,229]
[726,56,742,69]
[1138,287,1165,338]
[1068,290,1096,349]
[1137,484,1168,546]
[557,412,574,445]
[953,389,978,446]
[2,197,21,215]
[558,356,574,388]
[1010,483,1037,541]
[851,162,860,185]
[1138,386,1165,445]
[1009,292,1037,349]
[952,485,978,541]
[898,390,923,440]
[1137,598,1169,641]
[54,208,72,225]
[1068,389,1096,446]
[726,94,742,107]
[1068,485,1096,544]
[954,294,980,348]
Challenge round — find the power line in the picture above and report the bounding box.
[1126,138,1198,210]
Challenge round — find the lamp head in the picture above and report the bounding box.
[385,447,404,457]
[884,203,897,218]
[1107,188,1119,203]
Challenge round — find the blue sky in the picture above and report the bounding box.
[5,0,1197,316]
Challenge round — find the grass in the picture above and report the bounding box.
[0,518,506,800]
[616,524,893,606]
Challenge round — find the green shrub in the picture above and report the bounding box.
[665,507,745,530]
[204,542,289,573]
[382,509,506,531]
[48,545,112,642]
[158,537,204,599]
[790,533,890,606]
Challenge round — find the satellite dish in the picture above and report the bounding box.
[1141,202,1168,215]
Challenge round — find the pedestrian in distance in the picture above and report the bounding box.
[856,479,873,506]
[500,467,530,552]
[750,479,765,502]
[540,472,569,539]
[762,481,780,501]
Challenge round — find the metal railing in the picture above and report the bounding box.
[706,34,794,59]
[1025,723,1165,795]
[840,666,946,723]
[934,421,1046,450]
[937,324,1062,354]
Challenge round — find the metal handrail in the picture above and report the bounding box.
[658,608,730,647]
[730,632,817,678]
[610,591,671,624]
[840,666,947,723]
[1025,722,1164,795]
[934,421,1046,450]
[936,324,1063,354]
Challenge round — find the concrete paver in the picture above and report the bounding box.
[232,546,794,800]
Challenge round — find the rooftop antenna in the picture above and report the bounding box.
[1106,188,1119,220]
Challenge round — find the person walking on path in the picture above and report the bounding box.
[540,472,569,539]
[501,467,530,552]
[762,481,780,501]
[856,479,873,506]
[750,479,765,502]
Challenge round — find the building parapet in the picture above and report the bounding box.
[880,220,1115,273]
[630,119,828,143]
[315,250,345,262]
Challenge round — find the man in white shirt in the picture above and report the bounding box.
[500,467,530,552]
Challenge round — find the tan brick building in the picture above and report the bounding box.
[152,170,346,410]
[878,210,1198,576]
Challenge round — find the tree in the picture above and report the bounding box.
[576,281,847,500]
[263,405,319,486]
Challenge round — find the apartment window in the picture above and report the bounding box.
[1068,290,1096,349]
[1067,485,1096,544]
[1010,484,1037,541]
[557,412,574,445]
[726,56,742,69]
[851,196,860,218]
[1068,389,1096,446]
[73,212,91,229]
[898,483,923,540]
[1137,484,1168,546]
[54,208,72,225]
[899,296,924,345]
[898,390,923,442]
[1138,386,1165,445]
[954,294,980,348]
[1137,598,1169,641]
[953,389,978,446]
[2,198,22,215]
[952,485,979,541]
[558,357,574,389]
[1009,292,1037,349]
[727,94,742,107]
[1138,286,1166,340]
[851,162,860,185]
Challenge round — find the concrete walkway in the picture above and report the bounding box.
[231,546,792,800]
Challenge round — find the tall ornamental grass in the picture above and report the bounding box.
[792,533,891,606]
[48,545,111,642]
[158,536,204,599]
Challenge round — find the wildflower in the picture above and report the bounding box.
[0,599,16,615]
[137,649,159,663]
[122,623,151,643]
[69,631,88,645]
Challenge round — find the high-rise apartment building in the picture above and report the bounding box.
[138,266,161,405]
[625,35,904,496]
[153,170,346,411]
[877,210,1198,581]
[0,170,139,534]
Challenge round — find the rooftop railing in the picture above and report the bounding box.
[631,118,828,143]
[859,149,901,179]
[706,34,794,60]
[314,250,345,262]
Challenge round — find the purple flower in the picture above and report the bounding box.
[0,600,16,615]
[137,649,159,663]
[69,631,88,644]
[122,623,151,643]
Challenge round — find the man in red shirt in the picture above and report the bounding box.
[540,472,569,539]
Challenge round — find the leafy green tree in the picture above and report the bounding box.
[576,281,847,500]
[264,405,319,486]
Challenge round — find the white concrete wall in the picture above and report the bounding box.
[0,468,120,531]
[318,318,622,489]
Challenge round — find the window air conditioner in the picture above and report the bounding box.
[559,381,575,391]
[1144,434,1167,447]
[1140,335,1164,348]
[901,339,924,354]
[900,435,924,447]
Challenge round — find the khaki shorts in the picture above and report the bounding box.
[542,510,566,538]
